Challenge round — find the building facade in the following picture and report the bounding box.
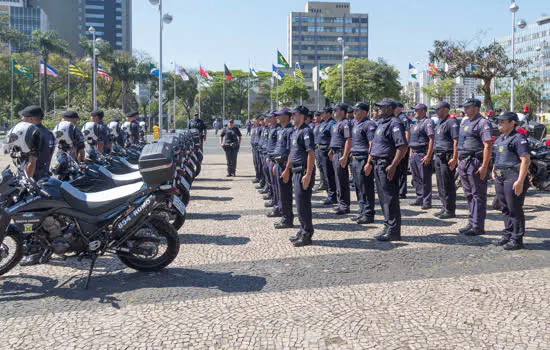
[0,0,48,53]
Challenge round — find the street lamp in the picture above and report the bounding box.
[337,37,345,103]
[149,0,173,136]
[510,2,527,112]
[87,26,102,110]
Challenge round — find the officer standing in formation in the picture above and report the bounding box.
[268,108,295,229]
[328,102,352,215]
[433,101,459,219]
[281,105,316,247]
[250,116,264,184]
[364,98,408,241]
[125,111,140,145]
[317,107,337,205]
[409,104,435,209]
[91,110,109,154]
[60,110,85,161]
[189,113,207,143]
[492,111,530,250]
[220,119,242,177]
[20,105,55,180]
[394,102,411,199]
[349,102,377,224]
[264,112,281,208]
[312,111,327,192]
[457,98,493,236]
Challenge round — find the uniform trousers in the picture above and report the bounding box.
[373,158,402,236]
[293,167,315,234]
[223,144,239,175]
[434,153,457,213]
[410,151,433,206]
[318,148,336,201]
[494,171,528,242]
[351,158,375,218]
[331,150,351,210]
[458,157,488,230]
[275,162,294,225]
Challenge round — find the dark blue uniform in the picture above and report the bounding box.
[350,118,377,220]
[409,117,435,206]
[457,114,493,231]
[98,121,110,153]
[189,118,207,145]
[251,125,263,181]
[260,126,271,194]
[396,112,411,197]
[35,124,55,180]
[318,118,337,203]
[129,120,140,145]
[220,126,242,176]
[272,124,294,225]
[434,116,459,214]
[313,121,327,189]
[266,124,281,202]
[289,124,316,235]
[494,130,529,244]
[370,116,408,238]
[329,118,352,211]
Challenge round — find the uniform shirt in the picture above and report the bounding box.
[318,118,336,146]
[250,126,259,146]
[266,124,281,154]
[289,124,315,166]
[220,126,242,145]
[494,130,529,169]
[350,118,377,155]
[434,116,459,153]
[98,121,110,148]
[259,126,269,152]
[189,118,207,134]
[409,117,435,150]
[35,124,55,179]
[329,118,352,149]
[73,127,86,151]
[313,121,324,145]
[458,114,493,156]
[370,116,408,158]
[129,120,140,144]
[272,124,294,159]
[396,112,411,132]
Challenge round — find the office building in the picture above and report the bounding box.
[0,0,48,53]
[288,1,368,82]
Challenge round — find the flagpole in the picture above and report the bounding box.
[67,60,70,108]
[10,56,14,127]
[39,61,42,109]
[173,61,176,130]
[316,66,320,110]
[247,60,251,122]
[223,76,226,121]
[276,77,279,109]
[270,77,274,111]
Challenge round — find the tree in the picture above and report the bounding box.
[164,71,198,125]
[277,76,309,106]
[322,58,401,105]
[429,40,529,111]
[422,78,457,103]
[492,77,543,112]
[31,30,71,113]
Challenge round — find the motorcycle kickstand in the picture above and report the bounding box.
[84,254,97,290]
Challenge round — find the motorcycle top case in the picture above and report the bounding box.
[138,142,175,187]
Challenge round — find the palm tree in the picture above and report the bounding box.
[110,52,137,112]
[31,30,71,113]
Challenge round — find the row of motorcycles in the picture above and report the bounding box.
[0,122,204,288]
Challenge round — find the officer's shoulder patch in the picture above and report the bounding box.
[452,123,459,127]
[304,133,310,140]
[392,126,401,132]
[483,124,490,130]
[520,138,528,144]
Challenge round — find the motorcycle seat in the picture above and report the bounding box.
[120,158,139,170]
[98,167,143,186]
[60,181,146,215]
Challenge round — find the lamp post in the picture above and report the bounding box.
[149,0,173,136]
[510,2,527,112]
[87,26,100,110]
[337,37,345,103]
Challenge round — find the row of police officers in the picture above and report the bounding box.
[248,98,532,250]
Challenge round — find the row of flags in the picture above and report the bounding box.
[12,58,112,81]
[409,62,479,80]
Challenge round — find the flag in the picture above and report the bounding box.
[277,50,289,68]
[69,60,88,78]
[272,64,284,80]
[40,60,58,77]
[295,62,304,80]
[470,64,478,75]
[249,65,258,77]
[428,63,439,76]
[97,64,112,82]
[409,63,417,80]
[224,64,232,82]
[319,65,329,80]
[175,65,190,81]
[199,65,212,80]
[13,59,31,78]
[150,64,166,80]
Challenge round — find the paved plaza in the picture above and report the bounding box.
[1,134,549,349]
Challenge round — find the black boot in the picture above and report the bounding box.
[293,231,313,247]
[289,230,302,242]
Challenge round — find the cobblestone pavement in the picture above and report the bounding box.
[1,135,549,349]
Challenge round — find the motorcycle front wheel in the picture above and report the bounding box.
[117,215,180,272]
[0,228,23,276]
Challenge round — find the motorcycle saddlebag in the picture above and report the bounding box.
[139,142,175,187]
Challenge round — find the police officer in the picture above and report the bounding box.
[306,111,315,129]
[20,105,55,180]
[258,115,270,193]
[433,101,459,219]
[457,98,493,236]
[254,116,266,189]
[189,113,207,143]
[492,111,530,250]
[265,112,281,208]
[59,111,85,161]
[409,104,435,209]
[312,111,327,191]
[350,102,377,224]
[364,98,408,241]
[269,108,295,229]
[395,102,411,198]
[220,119,242,176]
[317,107,337,205]
[250,115,262,183]
[281,105,315,247]
[259,113,275,200]
[125,111,140,145]
[91,110,109,154]
[328,102,352,215]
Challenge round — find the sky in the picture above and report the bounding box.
[132,0,549,82]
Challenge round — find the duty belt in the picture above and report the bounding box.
[291,165,304,173]
[371,156,392,166]
[318,145,329,150]
[494,167,519,177]
[225,143,235,147]
[351,154,369,161]
[331,147,343,153]
[459,153,483,161]
[411,148,427,153]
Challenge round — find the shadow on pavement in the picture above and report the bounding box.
[194,178,233,182]
[180,234,250,246]
[186,213,241,221]
[192,196,234,202]
[0,268,267,307]
[314,238,406,250]
[191,186,231,191]
[314,222,376,232]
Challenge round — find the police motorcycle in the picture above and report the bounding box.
[180,130,202,178]
[159,134,192,206]
[527,136,550,191]
[0,122,185,288]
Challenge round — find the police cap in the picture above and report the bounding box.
[496,111,519,122]
[91,109,104,119]
[20,105,44,119]
[291,105,310,116]
[433,101,451,110]
[63,111,80,119]
[413,103,428,110]
[459,98,482,108]
[275,107,292,116]
[352,102,370,112]
[333,102,349,111]
[375,98,397,109]
[125,111,139,118]
[321,106,333,114]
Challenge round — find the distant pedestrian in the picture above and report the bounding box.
[213,119,221,135]
[220,119,242,177]
[246,121,252,136]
